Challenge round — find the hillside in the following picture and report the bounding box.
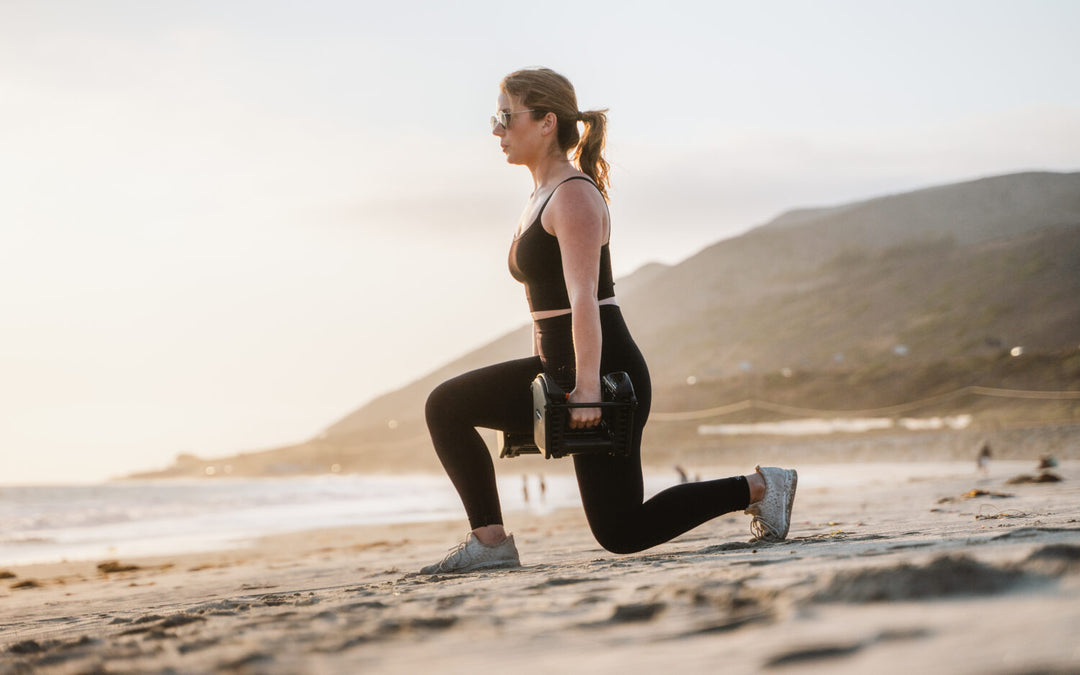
[130,171,1080,479]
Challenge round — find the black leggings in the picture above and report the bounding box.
[425,305,750,554]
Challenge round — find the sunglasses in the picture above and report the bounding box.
[490,109,536,131]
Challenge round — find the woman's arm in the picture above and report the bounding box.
[544,180,608,429]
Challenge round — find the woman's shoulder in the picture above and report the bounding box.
[548,174,604,210]
[553,173,600,193]
[542,174,608,237]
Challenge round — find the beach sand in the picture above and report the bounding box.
[3,460,1079,674]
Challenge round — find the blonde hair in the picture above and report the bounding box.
[500,68,610,200]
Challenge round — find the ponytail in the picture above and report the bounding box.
[574,109,610,201]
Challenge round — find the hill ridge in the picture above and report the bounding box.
[129,170,1080,478]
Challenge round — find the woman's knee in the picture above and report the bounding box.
[590,527,641,555]
[425,379,460,427]
[584,510,643,555]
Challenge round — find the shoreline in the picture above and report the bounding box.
[2,461,1033,568]
[3,460,1079,673]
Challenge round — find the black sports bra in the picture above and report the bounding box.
[507,176,616,313]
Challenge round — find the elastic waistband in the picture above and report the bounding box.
[530,297,618,323]
[533,303,623,330]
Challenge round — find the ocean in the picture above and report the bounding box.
[0,472,667,567]
[1,464,978,567]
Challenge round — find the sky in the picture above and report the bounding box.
[2,0,1078,484]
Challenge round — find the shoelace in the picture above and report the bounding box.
[749,517,782,541]
[435,541,470,571]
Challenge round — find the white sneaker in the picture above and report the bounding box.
[745,466,798,541]
[420,533,521,574]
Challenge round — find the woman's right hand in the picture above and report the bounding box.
[567,385,602,429]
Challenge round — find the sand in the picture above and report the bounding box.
[2,460,1079,674]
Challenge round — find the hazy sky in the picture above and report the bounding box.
[2,0,1078,484]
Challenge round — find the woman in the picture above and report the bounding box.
[422,68,797,574]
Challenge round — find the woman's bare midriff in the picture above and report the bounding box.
[530,297,618,321]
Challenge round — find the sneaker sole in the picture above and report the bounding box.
[422,558,520,575]
[449,559,521,574]
[782,470,798,539]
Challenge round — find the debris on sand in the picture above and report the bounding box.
[1006,472,1063,485]
[11,579,42,590]
[97,561,141,574]
[937,489,1014,504]
[975,510,1029,521]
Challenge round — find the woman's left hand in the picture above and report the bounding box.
[567,386,602,429]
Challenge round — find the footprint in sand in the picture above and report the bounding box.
[1020,543,1080,576]
[435,594,470,609]
[812,555,1030,603]
[764,628,931,668]
[178,637,220,654]
[343,600,389,612]
[765,642,864,667]
[221,652,274,669]
[527,576,608,590]
[578,601,666,627]
[609,602,665,623]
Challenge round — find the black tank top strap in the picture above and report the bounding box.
[532,176,602,226]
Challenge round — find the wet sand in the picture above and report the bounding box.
[2,461,1079,674]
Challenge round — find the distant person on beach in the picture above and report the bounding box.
[421,68,798,574]
[977,442,992,475]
